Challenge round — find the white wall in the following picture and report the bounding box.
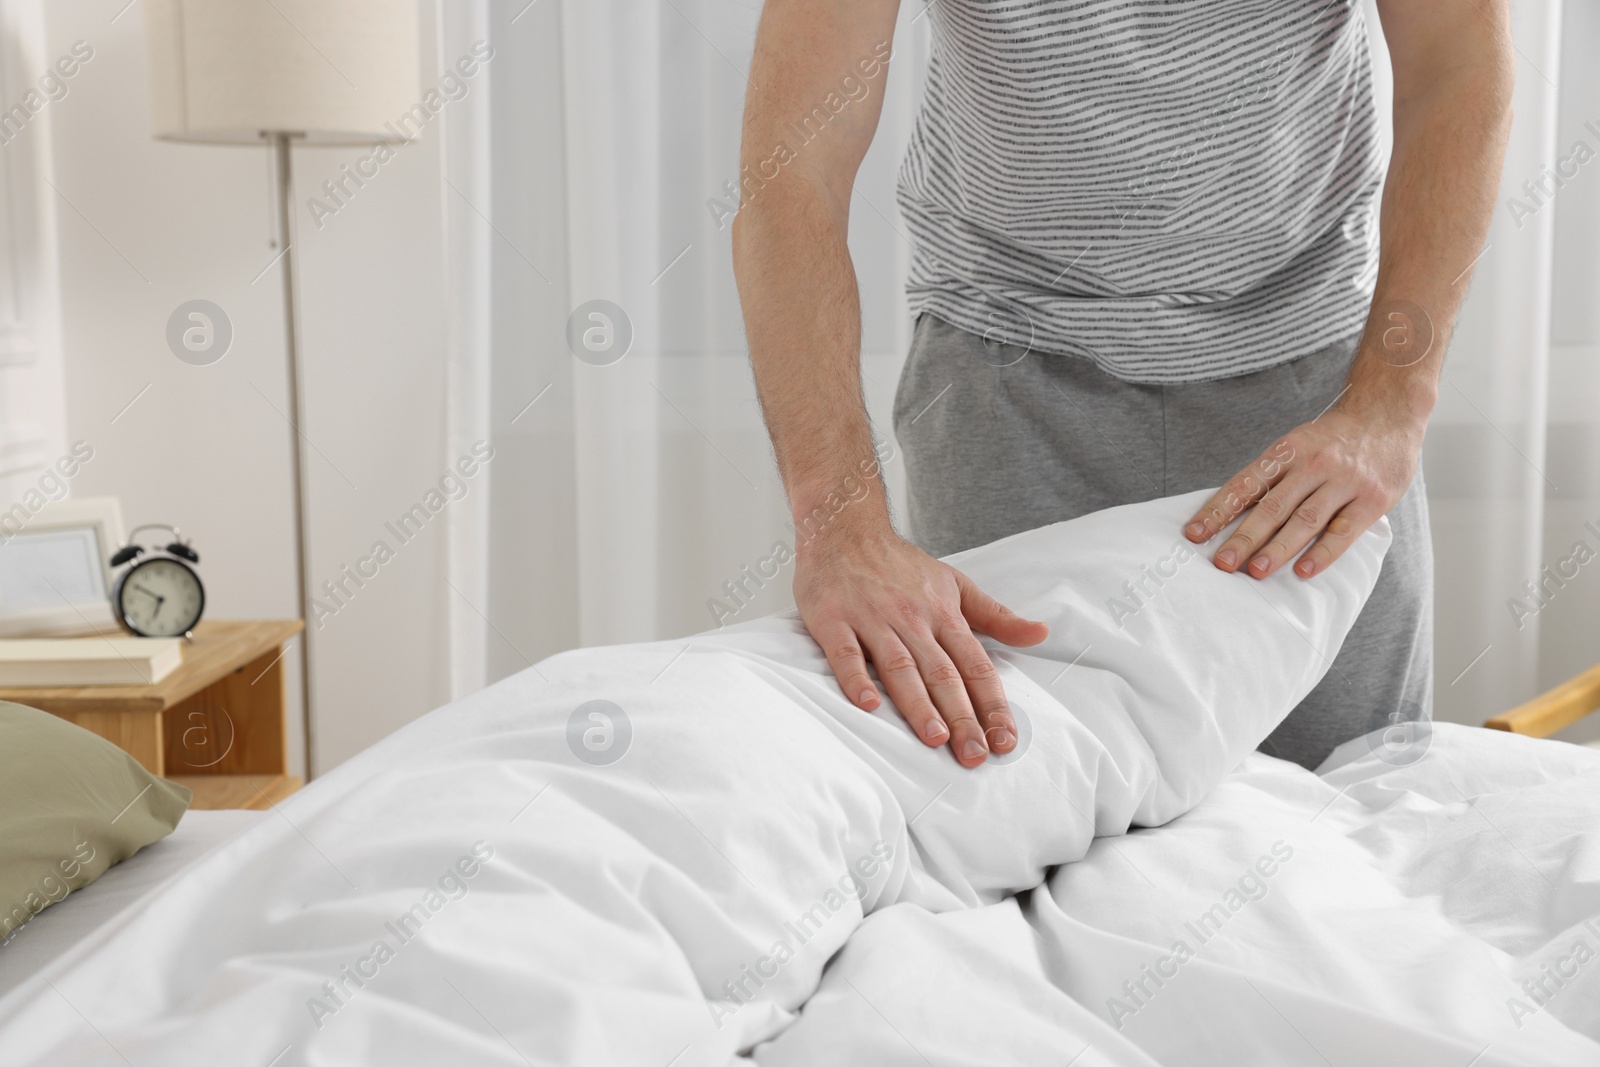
[43,0,456,775]
[0,0,67,511]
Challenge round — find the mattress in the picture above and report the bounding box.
[0,809,263,1001]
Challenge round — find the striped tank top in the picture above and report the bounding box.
[897,0,1384,383]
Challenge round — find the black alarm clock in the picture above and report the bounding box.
[108,524,205,638]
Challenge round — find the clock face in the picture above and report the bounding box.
[118,557,204,637]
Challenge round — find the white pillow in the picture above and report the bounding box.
[708,487,1391,907]
[948,487,1391,814]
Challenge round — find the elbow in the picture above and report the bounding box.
[1471,0,1518,121]
[731,203,756,274]
[1391,15,1516,125]
[730,170,762,273]
[730,168,777,266]
[1393,50,1514,136]
[1479,30,1516,131]
[1487,45,1515,127]
[731,172,841,261]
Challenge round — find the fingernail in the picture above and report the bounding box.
[1216,549,1237,568]
[858,689,877,706]
[1296,559,1315,577]
[986,727,1013,749]
[923,719,948,741]
[1185,521,1205,539]
[960,739,987,761]
[1249,557,1269,576]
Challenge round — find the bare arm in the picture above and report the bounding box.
[1186,0,1514,577]
[734,1,893,542]
[734,0,1047,767]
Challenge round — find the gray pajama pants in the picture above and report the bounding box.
[890,314,1434,771]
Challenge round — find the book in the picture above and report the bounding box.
[0,637,183,687]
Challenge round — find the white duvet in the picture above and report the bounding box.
[764,725,1600,1066]
[1,491,1597,1066]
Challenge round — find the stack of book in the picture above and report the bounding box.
[0,637,183,687]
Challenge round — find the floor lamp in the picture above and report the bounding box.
[144,0,418,779]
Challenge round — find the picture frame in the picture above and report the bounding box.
[0,496,125,638]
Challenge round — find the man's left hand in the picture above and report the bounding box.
[1181,401,1426,579]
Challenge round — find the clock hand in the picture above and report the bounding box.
[132,584,167,618]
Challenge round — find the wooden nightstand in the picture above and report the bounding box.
[0,619,304,810]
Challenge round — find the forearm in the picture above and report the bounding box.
[1341,18,1514,427]
[735,196,890,536]
[1192,15,1514,577]
[733,0,897,540]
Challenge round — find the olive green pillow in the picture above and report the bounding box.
[0,701,191,943]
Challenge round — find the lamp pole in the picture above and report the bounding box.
[269,130,318,781]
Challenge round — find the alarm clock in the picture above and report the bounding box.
[108,524,205,638]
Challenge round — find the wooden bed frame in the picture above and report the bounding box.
[1483,663,1600,739]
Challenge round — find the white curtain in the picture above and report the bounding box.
[441,0,1600,741]
[440,0,925,678]
[1401,0,1600,739]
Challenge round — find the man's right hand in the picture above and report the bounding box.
[794,521,1050,767]
[732,0,1047,766]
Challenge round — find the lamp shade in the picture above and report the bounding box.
[145,0,420,145]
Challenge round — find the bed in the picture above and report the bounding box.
[0,810,263,1003]
[1,490,1596,1066]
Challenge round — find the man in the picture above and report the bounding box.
[732,1,1512,770]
